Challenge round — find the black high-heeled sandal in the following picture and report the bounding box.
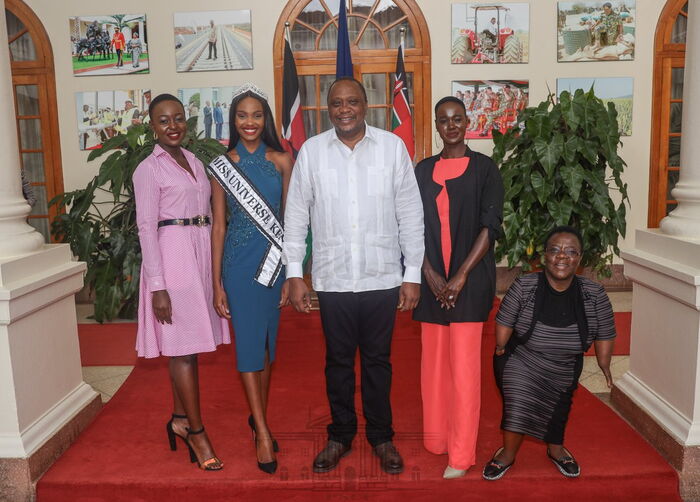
[166,413,188,452]
[185,427,224,471]
[248,414,279,452]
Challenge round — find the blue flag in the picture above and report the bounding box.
[335,0,353,78]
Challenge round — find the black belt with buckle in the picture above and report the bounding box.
[157,215,211,228]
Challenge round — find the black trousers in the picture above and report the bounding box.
[208,41,217,59]
[317,287,399,447]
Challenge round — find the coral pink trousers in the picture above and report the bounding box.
[421,321,483,470]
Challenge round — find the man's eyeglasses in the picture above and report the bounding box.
[545,247,581,258]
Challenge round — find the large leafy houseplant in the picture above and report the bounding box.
[491,88,629,277]
[51,119,225,321]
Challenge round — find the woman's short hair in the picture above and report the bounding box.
[227,91,284,153]
[544,225,584,251]
[434,96,467,115]
[148,93,183,120]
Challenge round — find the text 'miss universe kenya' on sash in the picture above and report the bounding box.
[208,154,283,288]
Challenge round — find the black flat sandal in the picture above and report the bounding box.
[547,447,580,478]
[482,447,515,481]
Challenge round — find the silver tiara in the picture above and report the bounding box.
[231,83,268,101]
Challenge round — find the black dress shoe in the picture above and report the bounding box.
[547,448,580,478]
[482,447,514,481]
[313,440,351,473]
[373,442,404,475]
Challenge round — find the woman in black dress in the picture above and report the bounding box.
[483,226,616,480]
[413,96,503,478]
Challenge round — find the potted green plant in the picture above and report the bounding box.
[50,119,225,322]
[491,88,629,277]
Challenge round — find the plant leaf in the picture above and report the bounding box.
[560,164,585,203]
[562,136,581,165]
[547,198,574,225]
[533,135,563,177]
[530,171,549,205]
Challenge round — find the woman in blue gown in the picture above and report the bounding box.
[210,83,293,474]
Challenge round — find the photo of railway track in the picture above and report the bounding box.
[174,10,253,72]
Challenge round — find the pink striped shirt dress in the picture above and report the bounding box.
[133,144,230,358]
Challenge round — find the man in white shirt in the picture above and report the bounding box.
[485,17,498,41]
[283,77,424,475]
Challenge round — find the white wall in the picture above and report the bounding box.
[22,0,667,252]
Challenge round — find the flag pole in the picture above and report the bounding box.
[284,21,290,43]
[399,26,405,47]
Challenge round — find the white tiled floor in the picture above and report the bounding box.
[580,291,631,394]
[82,366,133,403]
[78,291,633,403]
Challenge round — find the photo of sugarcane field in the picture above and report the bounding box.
[451,3,529,64]
[174,10,252,72]
[69,15,149,76]
[557,77,633,135]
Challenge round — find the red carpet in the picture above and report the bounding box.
[78,323,138,366]
[41,308,677,501]
[77,311,633,366]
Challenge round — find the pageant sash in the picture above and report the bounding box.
[208,154,283,287]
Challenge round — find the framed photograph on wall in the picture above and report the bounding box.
[75,89,150,150]
[178,86,243,145]
[557,77,633,135]
[451,3,529,64]
[557,1,636,62]
[452,80,529,139]
[69,15,149,76]
[174,11,253,72]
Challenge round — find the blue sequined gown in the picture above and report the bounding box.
[222,142,284,372]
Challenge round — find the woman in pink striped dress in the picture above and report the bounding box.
[133,93,231,470]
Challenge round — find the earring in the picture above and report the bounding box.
[152,130,157,141]
[434,130,443,150]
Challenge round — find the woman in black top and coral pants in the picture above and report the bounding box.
[413,96,504,479]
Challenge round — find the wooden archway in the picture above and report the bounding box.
[647,0,688,227]
[6,0,64,242]
[272,0,432,161]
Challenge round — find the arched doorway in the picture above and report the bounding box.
[647,0,688,227]
[5,0,63,242]
[273,0,432,161]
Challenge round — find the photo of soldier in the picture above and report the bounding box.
[452,80,529,139]
[557,1,635,62]
[69,15,149,76]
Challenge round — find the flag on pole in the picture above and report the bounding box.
[335,0,353,78]
[391,35,415,160]
[281,25,306,159]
